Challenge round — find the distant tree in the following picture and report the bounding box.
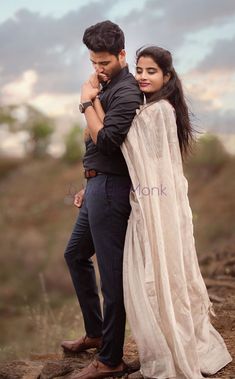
[30,121,54,158]
[188,133,230,177]
[0,109,16,125]
[64,124,84,164]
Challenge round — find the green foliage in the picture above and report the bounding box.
[30,121,54,158]
[31,122,53,140]
[64,124,84,164]
[0,110,15,125]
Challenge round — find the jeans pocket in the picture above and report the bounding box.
[104,175,113,203]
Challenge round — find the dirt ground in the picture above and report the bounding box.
[198,249,235,378]
[0,250,234,379]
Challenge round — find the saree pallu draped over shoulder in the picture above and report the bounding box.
[121,100,232,379]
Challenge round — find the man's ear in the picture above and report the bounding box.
[163,72,171,84]
[119,49,126,57]
[118,49,126,61]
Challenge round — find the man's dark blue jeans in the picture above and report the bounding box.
[64,174,132,366]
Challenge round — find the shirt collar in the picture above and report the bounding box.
[101,65,130,91]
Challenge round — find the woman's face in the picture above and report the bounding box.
[135,56,167,94]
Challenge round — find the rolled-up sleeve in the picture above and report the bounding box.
[96,87,142,155]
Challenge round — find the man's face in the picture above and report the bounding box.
[89,50,124,82]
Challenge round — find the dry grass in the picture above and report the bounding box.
[0,273,83,361]
[0,133,234,361]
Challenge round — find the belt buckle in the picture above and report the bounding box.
[84,169,97,179]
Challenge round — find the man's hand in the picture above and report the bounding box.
[89,72,109,87]
[81,81,99,102]
[89,73,101,89]
[74,189,85,208]
[97,73,109,83]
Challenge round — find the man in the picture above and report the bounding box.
[62,20,142,379]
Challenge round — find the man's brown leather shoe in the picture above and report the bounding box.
[71,359,128,379]
[61,335,102,353]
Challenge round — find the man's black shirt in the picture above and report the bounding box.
[83,66,143,176]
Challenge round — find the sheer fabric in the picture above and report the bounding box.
[121,100,232,379]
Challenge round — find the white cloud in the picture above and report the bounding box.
[29,92,80,117]
[0,0,235,132]
[1,70,38,104]
[184,69,235,110]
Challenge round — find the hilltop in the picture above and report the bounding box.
[0,134,234,377]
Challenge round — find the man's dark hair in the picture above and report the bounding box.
[83,20,125,56]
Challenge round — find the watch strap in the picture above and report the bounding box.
[83,101,93,112]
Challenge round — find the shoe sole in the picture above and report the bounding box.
[104,370,128,378]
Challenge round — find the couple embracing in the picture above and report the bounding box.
[62,20,232,379]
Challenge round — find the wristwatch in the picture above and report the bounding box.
[79,101,93,113]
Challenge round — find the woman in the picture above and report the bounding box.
[120,46,232,378]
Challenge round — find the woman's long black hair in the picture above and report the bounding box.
[136,46,196,159]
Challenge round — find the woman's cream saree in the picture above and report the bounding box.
[121,100,232,379]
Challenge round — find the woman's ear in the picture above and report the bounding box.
[163,72,171,84]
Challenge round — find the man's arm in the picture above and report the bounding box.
[80,81,103,144]
[88,73,105,123]
[95,87,142,155]
[93,97,105,123]
[83,106,103,144]
[81,80,142,152]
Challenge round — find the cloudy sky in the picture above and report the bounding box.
[0,0,235,133]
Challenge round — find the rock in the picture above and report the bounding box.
[39,358,85,379]
[0,324,233,379]
[0,360,43,379]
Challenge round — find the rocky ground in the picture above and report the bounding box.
[0,250,234,379]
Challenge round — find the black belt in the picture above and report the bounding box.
[84,169,104,179]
